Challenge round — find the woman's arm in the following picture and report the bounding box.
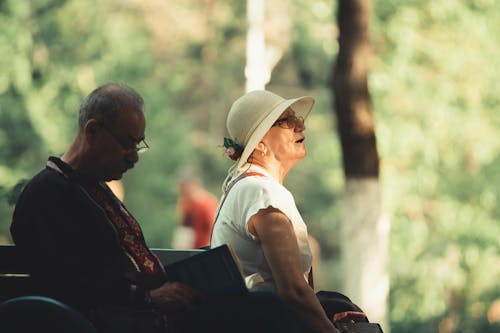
[248,207,339,333]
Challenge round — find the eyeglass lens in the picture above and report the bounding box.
[275,115,304,129]
[135,140,149,154]
[102,124,149,154]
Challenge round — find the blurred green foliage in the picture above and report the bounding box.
[0,0,498,332]
[372,1,500,332]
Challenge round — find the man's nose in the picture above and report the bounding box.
[125,150,139,164]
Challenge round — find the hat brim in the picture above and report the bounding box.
[236,95,315,169]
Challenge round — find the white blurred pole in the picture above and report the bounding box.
[245,0,268,92]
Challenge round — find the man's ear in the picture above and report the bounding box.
[83,119,100,144]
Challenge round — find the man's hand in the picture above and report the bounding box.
[149,282,203,313]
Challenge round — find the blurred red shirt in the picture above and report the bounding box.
[178,181,218,248]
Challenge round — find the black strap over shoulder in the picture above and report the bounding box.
[210,171,264,243]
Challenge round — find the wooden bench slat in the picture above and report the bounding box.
[151,248,205,266]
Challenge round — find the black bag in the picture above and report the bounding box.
[316,291,385,333]
[316,291,367,321]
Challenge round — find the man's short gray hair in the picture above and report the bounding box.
[78,82,144,129]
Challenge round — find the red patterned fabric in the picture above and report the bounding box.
[88,183,166,277]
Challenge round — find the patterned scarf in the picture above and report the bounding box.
[87,182,166,278]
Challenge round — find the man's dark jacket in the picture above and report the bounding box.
[10,157,162,315]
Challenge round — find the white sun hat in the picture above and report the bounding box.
[226,90,315,170]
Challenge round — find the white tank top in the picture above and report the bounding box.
[211,165,313,291]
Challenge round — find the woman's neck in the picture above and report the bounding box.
[243,160,289,184]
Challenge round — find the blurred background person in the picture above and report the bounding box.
[173,176,218,249]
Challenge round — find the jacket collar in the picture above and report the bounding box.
[46,156,99,185]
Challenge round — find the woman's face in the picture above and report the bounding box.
[261,108,307,165]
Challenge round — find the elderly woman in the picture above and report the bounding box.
[211,90,339,333]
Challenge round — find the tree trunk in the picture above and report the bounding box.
[331,0,389,330]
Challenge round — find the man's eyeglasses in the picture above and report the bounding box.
[272,114,305,129]
[101,125,150,154]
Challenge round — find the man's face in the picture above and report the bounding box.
[94,108,146,181]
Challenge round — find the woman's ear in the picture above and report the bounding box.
[255,142,268,157]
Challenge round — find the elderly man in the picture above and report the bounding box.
[10,83,197,332]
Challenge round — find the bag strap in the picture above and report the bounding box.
[210,171,264,243]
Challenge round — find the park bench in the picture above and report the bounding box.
[0,244,204,302]
[1,244,385,333]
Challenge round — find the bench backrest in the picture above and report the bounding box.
[0,244,205,275]
[151,248,205,267]
[0,244,205,301]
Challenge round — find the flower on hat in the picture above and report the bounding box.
[223,137,243,161]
